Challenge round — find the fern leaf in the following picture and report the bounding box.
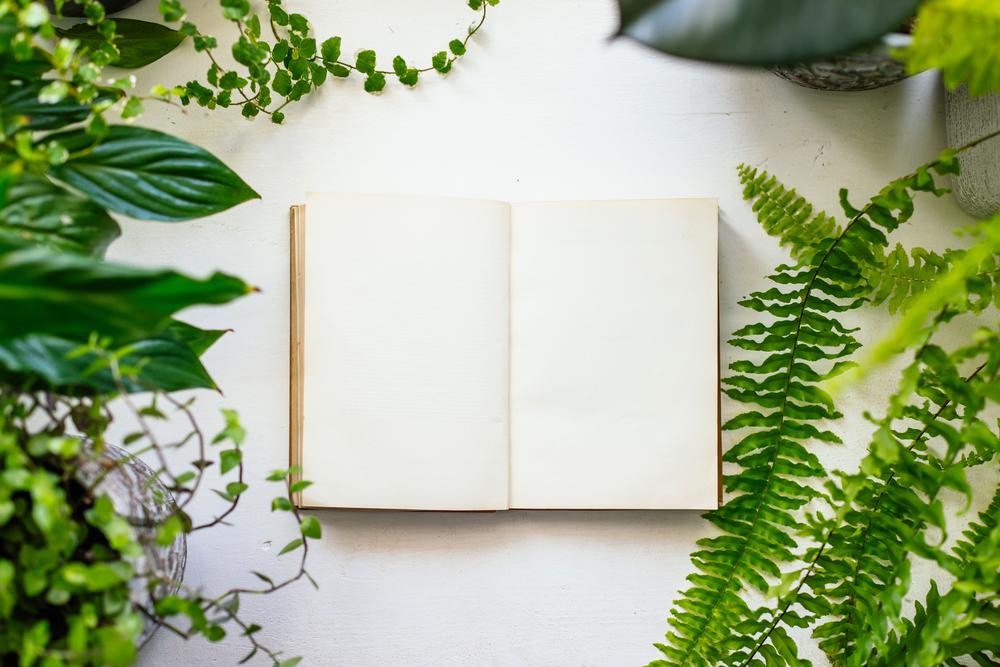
[903,0,1000,95]
[654,154,964,666]
[877,475,1000,666]
[737,164,842,262]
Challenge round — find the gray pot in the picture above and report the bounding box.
[946,86,1000,219]
[75,443,187,648]
[770,33,912,92]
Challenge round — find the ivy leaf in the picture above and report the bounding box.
[0,247,252,342]
[219,449,242,475]
[299,515,321,539]
[355,49,376,74]
[57,19,186,68]
[327,63,350,77]
[272,69,292,96]
[0,175,120,257]
[431,51,451,73]
[47,125,260,222]
[363,71,386,93]
[278,538,303,555]
[320,36,341,63]
[448,39,466,56]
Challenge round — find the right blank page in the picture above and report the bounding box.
[509,199,719,510]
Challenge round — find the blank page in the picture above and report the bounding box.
[300,193,511,510]
[509,199,718,510]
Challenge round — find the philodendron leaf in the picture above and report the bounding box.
[0,175,121,256]
[0,78,92,132]
[617,0,922,66]
[0,247,253,342]
[0,326,221,394]
[57,19,186,68]
[48,125,259,222]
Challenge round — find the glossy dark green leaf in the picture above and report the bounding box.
[57,19,186,68]
[0,320,226,393]
[48,125,260,221]
[0,78,93,132]
[0,247,252,342]
[0,175,120,256]
[616,0,922,66]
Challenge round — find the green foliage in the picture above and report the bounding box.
[616,0,921,66]
[158,0,498,121]
[57,18,187,68]
[902,0,1000,95]
[47,125,260,222]
[0,412,142,666]
[653,137,1000,666]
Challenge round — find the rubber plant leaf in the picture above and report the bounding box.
[0,247,253,342]
[617,0,923,66]
[57,18,186,68]
[0,175,120,257]
[47,125,260,222]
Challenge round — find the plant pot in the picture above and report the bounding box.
[75,443,187,648]
[46,0,144,18]
[945,86,1000,219]
[769,33,912,92]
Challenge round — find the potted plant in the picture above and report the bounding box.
[616,0,1000,217]
[1,0,501,663]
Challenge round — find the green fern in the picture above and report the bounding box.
[739,166,1000,317]
[651,151,963,667]
[902,0,1000,95]
[877,474,1000,666]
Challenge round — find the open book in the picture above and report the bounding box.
[289,194,720,511]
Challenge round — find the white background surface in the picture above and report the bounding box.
[100,1,994,665]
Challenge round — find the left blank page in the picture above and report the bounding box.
[300,193,511,510]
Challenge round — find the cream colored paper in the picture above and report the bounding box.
[299,193,511,510]
[508,200,719,509]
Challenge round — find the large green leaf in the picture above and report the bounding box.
[0,78,92,132]
[57,19,186,69]
[48,125,260,222]
[0,247,253,342]
[0,324,223,393]
[0,175,120,256]
[617,0,922,66]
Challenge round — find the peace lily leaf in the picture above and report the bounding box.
[616,0,922,66]
[0,78,92,132]
[163,319,229,356]
[57,19,186,68]
[0,321,226,393]
[47,125,260,222]
[0,175,120,257]
[0,247,253,342]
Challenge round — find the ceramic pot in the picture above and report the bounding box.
[770,34,912,92]
[945,86,1000,219]
[75,443,187,648]
[46,0,144,17]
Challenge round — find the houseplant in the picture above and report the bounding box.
[649,130,1000,665]
[2,0,500,664]
[616,0,1000,218]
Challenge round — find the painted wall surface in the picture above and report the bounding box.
[102,1,994,665]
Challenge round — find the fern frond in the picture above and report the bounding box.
[877,474,1000,666]
[864,243,1000,315]
[903,0,1000,95]
[737,164,842,262]
[653,153,964,667]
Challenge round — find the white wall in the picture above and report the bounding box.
[99,1,994,665]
